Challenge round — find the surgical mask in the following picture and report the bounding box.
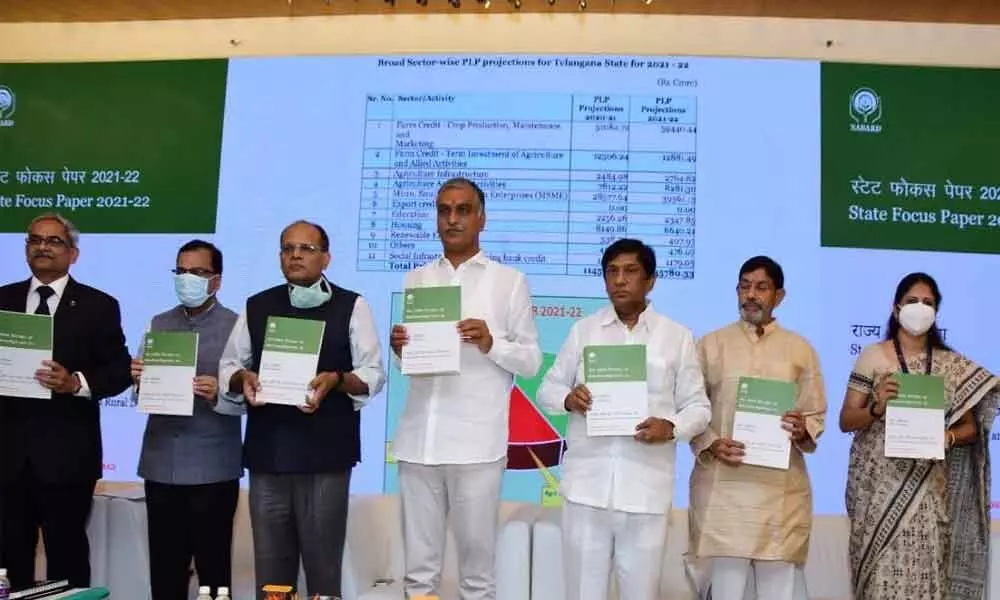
[898,303,936,336]
[289,277,332,309]
[174,273,213,308]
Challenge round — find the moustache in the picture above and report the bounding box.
[32,252,54,259]
[741,302,762,311]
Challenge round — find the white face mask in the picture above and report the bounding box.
[174,273,214,308]
[289,277,331,309]
[898,303,936,336]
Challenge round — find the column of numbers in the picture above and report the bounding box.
[358,96,394,271]
[567,95,631,276]
[628,95,697,280]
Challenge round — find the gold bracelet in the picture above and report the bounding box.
[947,430,957,449]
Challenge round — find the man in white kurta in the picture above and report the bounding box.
[538,238,711,600]
[390,178,542,600]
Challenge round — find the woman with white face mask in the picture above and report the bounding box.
[838,272,1000,600]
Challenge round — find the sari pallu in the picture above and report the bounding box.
[846,347,1000,600]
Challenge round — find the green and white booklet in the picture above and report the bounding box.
[257,316,326,406]
[137,331,199,416]
[401,285,462,376]
[0,309,53,400]
[885,373,946,460]
[733,376,797,470]
[583,344,648,436]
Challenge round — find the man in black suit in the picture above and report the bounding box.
[0,213,132,590]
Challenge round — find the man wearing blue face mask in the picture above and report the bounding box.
[218,219,386,599]
[130,239,242,600]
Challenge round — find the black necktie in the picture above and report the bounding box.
[35,285,55,315]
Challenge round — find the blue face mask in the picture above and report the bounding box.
[289,277,332,309]
[174,273,214,308]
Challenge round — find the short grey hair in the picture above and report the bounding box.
[29,212,80,248]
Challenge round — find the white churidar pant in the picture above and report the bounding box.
[398,459,506,600]
[710,557,796,600]
[561,500,668,600]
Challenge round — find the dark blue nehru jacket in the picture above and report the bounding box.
[243,283,360,474]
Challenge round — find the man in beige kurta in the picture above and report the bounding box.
[688,256,826,600]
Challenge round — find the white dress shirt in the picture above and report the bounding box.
[26,274,91,397]
[217,290,386,410]
[538,303,710,515]
[393,252,542,465]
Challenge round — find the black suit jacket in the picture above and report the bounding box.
[0,277,132,484]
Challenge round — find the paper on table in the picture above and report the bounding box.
[885,373,945,460]
[0,309,53,400]
[732,376,797,470]
[137,330,199,416]
[401,285,461,376]
[584,344,648,436]
[256,316,326,406]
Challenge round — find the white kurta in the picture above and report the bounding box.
[393,251,542,465]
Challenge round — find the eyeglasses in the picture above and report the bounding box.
[26,235,70,249]
[280,243,324,256]
[172,268,216,278]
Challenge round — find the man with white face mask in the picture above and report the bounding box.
[131,239,242,600]
[219,220,386,599]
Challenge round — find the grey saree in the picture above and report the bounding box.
[846,344,1000,600]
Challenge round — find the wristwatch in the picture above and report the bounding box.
[869,401,883,419]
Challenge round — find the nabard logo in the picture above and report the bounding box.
[849,87,882,133]
[0,86,14,127]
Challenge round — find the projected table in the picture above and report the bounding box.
[357,93,697,279]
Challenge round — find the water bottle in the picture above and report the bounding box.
[196,585,213,600]
[215,587,230,600]
[0,568,10,600]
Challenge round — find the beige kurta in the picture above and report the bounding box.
[688,320,826,565]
